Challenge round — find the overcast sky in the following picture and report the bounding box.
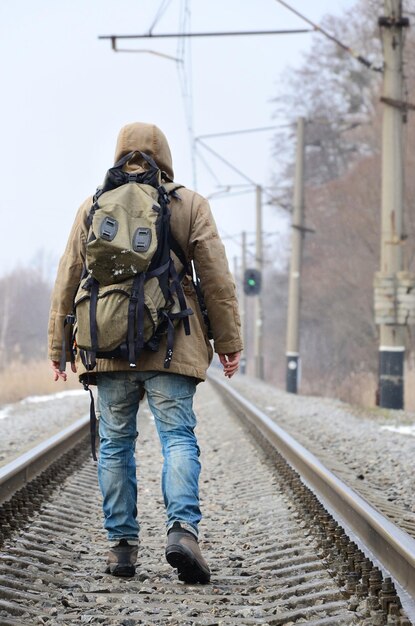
[0,0,358,279]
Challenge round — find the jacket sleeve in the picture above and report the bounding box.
[189,195,243,355]
[48,198,91,361]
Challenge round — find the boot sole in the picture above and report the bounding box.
[106,564,136,577]
[165,545,210,584]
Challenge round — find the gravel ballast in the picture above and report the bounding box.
[226,373,415,524]
[0,389,90,467]
[0,381,361,625]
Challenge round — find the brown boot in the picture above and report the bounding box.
[165,523,210,584]
[106,539,138,577]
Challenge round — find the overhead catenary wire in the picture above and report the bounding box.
[197,150,222,187]
[99,28,312,41]
[196,139,259,188]
[196,138,287,209]
[207,186,289,206]
[197,125,292,140]
[148,0,173,35]
[109,42,182,62]
[97,10,317,192]
[218,228,278,266]
[197,139,276,207]
[274,0,383,73]
[175,0,197,188]
[196,126,294,201]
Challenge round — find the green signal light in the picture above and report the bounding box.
[244,268,261,295]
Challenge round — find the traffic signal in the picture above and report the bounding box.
[244,268,261,296]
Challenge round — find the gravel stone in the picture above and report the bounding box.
[0,381,362,625]
[0,389,90,467]
[3,373,414,622]
[227,373,415,533]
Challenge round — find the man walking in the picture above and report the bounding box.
[48,122,242,584]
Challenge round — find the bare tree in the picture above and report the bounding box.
[0,267,52,369]
[272,0,383,188]
[266,0,415,402]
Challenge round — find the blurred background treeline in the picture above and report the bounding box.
[0,253,78,403]
[241,0,415,407]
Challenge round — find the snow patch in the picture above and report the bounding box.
[380,424,415,437]
[21,389,86,404]
[0,406,12,420]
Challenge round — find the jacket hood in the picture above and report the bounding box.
[114,122,174,181]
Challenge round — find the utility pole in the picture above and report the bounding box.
[254,186,264,380]
[240,231,247,374]
[286,117,305,393]
[374,1,410,409]
[233,255,238,284]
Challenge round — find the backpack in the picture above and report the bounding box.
[61,150,213,460]
[70,150,193,373]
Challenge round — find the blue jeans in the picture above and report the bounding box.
[96,371,201,541]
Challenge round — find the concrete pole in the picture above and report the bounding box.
[286,117,305,393]
[240,231,247,374]
[233,255,238,284]
[378,0,406,409]
[254,186,264,380]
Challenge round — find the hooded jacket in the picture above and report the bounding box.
[48,122,243,382]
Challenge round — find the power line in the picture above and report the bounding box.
[197,125,291,140]
[176,0,197,188]
[274,0,383,73]
[196,138,258,187]
[207,186,289,204]
[196,146,222,186]
[109,42,182,62]
[219,229,281,266]
[98,28,312,41]
[196,139,288,208]
[207,188,259,201]
[148,0,173,35]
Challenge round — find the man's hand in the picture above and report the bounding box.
[218,351,241,379]
[51,360,77,382]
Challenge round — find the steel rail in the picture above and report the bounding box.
[0,414,89,506]
[208,371,415,609]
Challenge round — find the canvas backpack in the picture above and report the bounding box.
[68,150,193,374]
[60,150,213,460]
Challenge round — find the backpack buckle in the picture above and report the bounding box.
[158,185,169,206]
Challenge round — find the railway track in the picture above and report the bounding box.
[0,376,414,625]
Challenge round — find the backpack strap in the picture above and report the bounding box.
[85,278,99,370]
[113,150,160,172]
[161,259,194,369]
[168,235,213,340]
[59,315,97,461]
[59,314,76,373]
[163,181,183,197]
[127,259,173,367]
[127,273,145,367]
[169,233,191,276]
[83,381,98,462]
[102,151,162,195]
[169,259,192,336]
[192,273,213,340]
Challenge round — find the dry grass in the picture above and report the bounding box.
[0,360,81,405]
[336,371,378,408]
[3,358,415,412]
[404,366,415,412]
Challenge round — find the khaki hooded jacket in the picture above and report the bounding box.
[48,123,243,382]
